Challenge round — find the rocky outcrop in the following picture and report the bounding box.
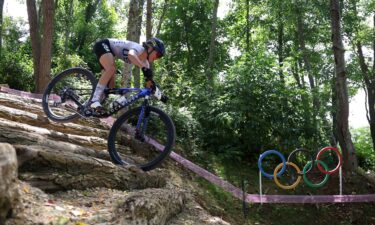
[167,198,231,225]
[0,91,230,225]
[16,144,166,192]
[0,143,19,225]
[115,188,186,225]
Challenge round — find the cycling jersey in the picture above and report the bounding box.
[107,39,144,64]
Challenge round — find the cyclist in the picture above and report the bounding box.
[90,37,165,113]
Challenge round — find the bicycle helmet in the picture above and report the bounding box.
[143,37,165,58]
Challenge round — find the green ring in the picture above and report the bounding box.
[303,160,330,188]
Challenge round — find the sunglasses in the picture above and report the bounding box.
[155,51,162,59]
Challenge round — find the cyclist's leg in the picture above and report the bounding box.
[98,53,116,87]
[107,72,116,89]
[91,53,116,107]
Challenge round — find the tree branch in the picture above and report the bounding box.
[356,42,371,86]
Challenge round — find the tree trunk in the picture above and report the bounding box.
[155,0,168,37]
[182,6,192,73]
[134,0,143,89]
[331,75,339,146]
[37,0,55,94]
[27,0,55,93]
[347,2,375,152]
[122,0,144,88]
[330,0,357,171]
[27,0,41,93]
[245,0,250,53]
[373,13,375,152]
[296,8,321,141]
[368,86,375,149]
[0,0,4,58]
[146,0,152,39]
[277,20,284,83]
[146,0,154,74]
[356,42,375,150]
[206,0,219,86]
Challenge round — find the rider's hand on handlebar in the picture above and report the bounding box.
[144,79,156,93]
[144,79,168,103]
[142,67,153,79]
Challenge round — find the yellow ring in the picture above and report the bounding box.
[273,162,302,190]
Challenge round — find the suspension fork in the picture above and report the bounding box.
[135,100,150,142]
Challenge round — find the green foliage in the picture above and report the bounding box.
[352,127,375,171]
[164,105,203,156]
[160,0,230,76]
[0,48,34,91]
[0,17,34,91]
[54,0,119,73]
[51,54,87,76]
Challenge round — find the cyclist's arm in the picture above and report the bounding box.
[128,49,149,68]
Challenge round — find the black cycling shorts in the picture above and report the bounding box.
[93,39,114,68]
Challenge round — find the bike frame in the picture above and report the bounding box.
[104,87,153,141]
[62,86,152,126]
[104,87,152,115]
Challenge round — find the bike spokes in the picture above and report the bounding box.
[43,68,96,122]
[120,112,167,162]
[108,106,175,171]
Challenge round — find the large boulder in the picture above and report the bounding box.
[0,143,19,225]
[115,188,186,225]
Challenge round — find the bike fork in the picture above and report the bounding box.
[135,106,150,142]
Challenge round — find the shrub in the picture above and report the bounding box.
[352,127,375,172]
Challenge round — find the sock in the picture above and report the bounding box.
[91,84,106,102]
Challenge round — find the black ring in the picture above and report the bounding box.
[287,148,314,176]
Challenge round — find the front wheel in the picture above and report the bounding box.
[108,106,175,171]
[42,67,97,122]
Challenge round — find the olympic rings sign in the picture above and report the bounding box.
[258,147,343,190]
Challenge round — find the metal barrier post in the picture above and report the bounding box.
[259,170,263,204]
[339,166,343,196]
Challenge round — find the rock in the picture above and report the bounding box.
[166,198,231,225]
[115,188,186,225]
[15,145,167,192]
[0,143,19,224]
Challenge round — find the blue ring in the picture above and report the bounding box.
[258,150,286,179]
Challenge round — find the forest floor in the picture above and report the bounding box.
[192,165,375,225]
[7,163,375,225]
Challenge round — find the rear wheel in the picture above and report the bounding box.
[108,106,175,171]
[42,68,97,122]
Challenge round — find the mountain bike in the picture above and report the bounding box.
[42,67,175,171]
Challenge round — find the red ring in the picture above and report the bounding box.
[316,147,343,174]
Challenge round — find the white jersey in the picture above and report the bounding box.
[107,39,144,64]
